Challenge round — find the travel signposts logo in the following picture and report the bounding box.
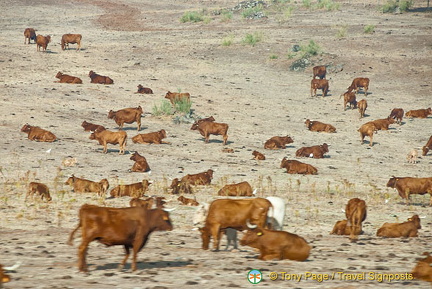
[247,269,262,284]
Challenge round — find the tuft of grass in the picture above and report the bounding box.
[302,0,312,8]
[173,98,192,114]
[242,32,263,47]
[221,10,233,22]
[180,11,204,23]
[269,54,278,59]
[222,34,234,46]
[336,25,347,38]
[152,100,173,116]
[364,24,375,34]
[299,39,320,58]
[241,5,265,19]
[381,0,413,13]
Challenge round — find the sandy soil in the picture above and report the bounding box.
[1,0,432,288]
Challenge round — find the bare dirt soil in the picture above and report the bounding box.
[1,0,432,288]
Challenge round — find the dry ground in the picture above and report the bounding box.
[1,0,432,288]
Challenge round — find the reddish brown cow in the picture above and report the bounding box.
[357,99,368,119]
[81,121,105,132]
[0,264,11,285]
[132,130,169,144]
[196,116,215,124]
[330,220,354,236]
[310,79,329,97]
[377,215,421,238]
[61,34,82,50]
[312,65,326,79]
[178,195,199,206]
[386,176,432,205]
[136,84,153,94]
[65,175,109,197]
[89,129,127,154]
[305,119,336,133]
[366,117,395,131]
[181,169,213,186]
[109,180,151,198]
[218,181,254,197]
[24,28,36,44]
[264,136,293,150]
[21,124,57,142]
[129,197,166,209]
[295,143,329,159]
[55,72,82,84]
[165,91,191,104]
[26,182,52,202]
[36,34,51,52]
[345,198,367,241]
[280,158,318,175]
[348,77,370,96]
[389,108,404,124]
[129,152,150,172]
[358,122,377,147]
[422,136,432,156]
[241,226,310,261]
[170,178,193,194]
[191,120,228,145]
[406,108,432,118]
[412,252,432,282]
[108,106,143,131]
[252,150,265,160]
[88,70,114,84]
[341,91,357,110]
[68,204,173,272]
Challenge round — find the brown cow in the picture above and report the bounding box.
[358,122,377,147]
[21,124,56,142]
[108,106,143,131]
[89,129,127,154]
[218,181,254,197]
[129,152,151,172]
[241,225,311,261]
[330,220,356,236]
[200,198,272,251]
[88,70,114,84]
[196,116,215,124]
[366,117,395,131]
[341,91,357,110]
[377,215,421,238]
[136,84,153,94]
[252,150,265,160]
[55,72,82,84]
[68,204,173,272]
[412,252,432,282]
[170,178,193,194]
[165,91,191,104]
[389,108,404,124]
[26,182,52,202]
[312,65,326,79]
[264,136,293,150]
[345,198,367,241]
[36,34,51,52]
[129,197,166,209]
[405,108,432,119]
[310,79,329,97]
[178,195,199,206]
[357,99,368,119]
[65,175,109,197]
[190,120,228,145]
[386,176,432,205]
[348,77,370,96]
[61,33,82,50]
[181,169,213,186]
[109,180,151,198]
[280,158,318,175]
[24,28,36,44]
[0,264,11,286]
[132,130,169,144]
[422,135,432,156]
[295,143,329,159]
[305,119,336,133]
[81,121,105,132]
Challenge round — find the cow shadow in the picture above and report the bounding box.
[196,138,232,145]
[44,50,58,54]
[118,127,145,131]
[95,148,125,154]
[93,260,192,271]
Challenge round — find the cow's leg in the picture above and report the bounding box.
[369,134,373,147]
[204,132,210,143]
[119,245,130,270]
[78,240,91,272]
[209,224,221,251]
[137,119,141,131]
[103,141,108,153]
[223,134,228,145]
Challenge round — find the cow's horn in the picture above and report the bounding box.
[246,219,257,229]
[163,207,176,212]
[420,216,426,219]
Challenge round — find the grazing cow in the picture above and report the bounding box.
[264,136,293,150]
[181,169,214,186]
[129,152,151,172]
[26,182,52,202]
[190,120,229,145]
[405,108,432,119]
[310,79,329,97]
[165,91,191,104]
[280,157,318,175]
[357,99,368,119]
[312,65,326,79]
[24,28,36,44]
[341,91,357,110]
[345,198,367,241]
[68,204,173,272]
[55,72,82,84]
[88,70,114,84]
[358,122,377,147]
[65,175,109,197]
[178,195,199,206]
[132,130,169,145]
[170,178,193,194]
[240,225,311,261]
[0,264,11,285]
[305,119,336,133]
[366,117,395,131]
[376,215,421,238]
[386,176,432,205]
[218,181,254,197]
[36,34,51,52]
[81,121,105,132]
[252,150,265,160]
[136,84,153,94]
[407,149,419,164]
[109,180,151,198]
[108,106,143,131]
[348,77,370,96]
[389,108,404,124]
[295,143,329,159]
[199,198,272,251]
[412,252,432,282]
[422,136,432,156]
[89,129,127,154]
[21,124,56,142]
[61,33,82,51]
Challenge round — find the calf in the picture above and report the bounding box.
[264,136,293,150]
[88,70,114,84]
[170,178,193,194]
[36,34,51,52]
[310,79,329,97]
[24,28,36,44]
[181,169,213,186]
[330,220,356,236]
[191,120,228,145]
[407,149,419,164]
[26,182,52,202]
[81,121,105,132]
[367,117,395,131]
[252,150,265,160]
[312,65,326,79]
[386,176,432,205]
[196,116,215,124]
[280,157,318,175]
[345,198,367,241]
[165,91,191,104]
[89,129,127,154]
[61,33,82,51]
[136,84,153,94]
[348,77,370,96]
[109,180,151,198]
[341,91,357,110]
[130,197,154,209]
[21,124,56,142]
[108,106,143,131]
[358,122,377,147]
[406,108,432,118]
[218,181,254,197]
[0,264,11,286]
[129,152,151,172]
[55,72,82,84]
[178,195,199,206]
[412,252,432,282]
[357,99,368,119]
[65,175,109,197]
[422,135,432,156]
[389,108,404,124]
[377,215,421,238]
[305,119,336,133]
[295,143,329,159]
[132,130,169,144]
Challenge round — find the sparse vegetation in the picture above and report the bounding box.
[241,5,265,19]
[336,25,347,38]
[221,10,233,22]
[364,24,375,34]
[269,54,278,59]
[299,39,321,58]
[381,0,413,13]
[173,98,192,114]
[222,34,234,46]
[180,11,204,23]
[152,100,173,116]
[302,0,339,10]
[242,32,263,46]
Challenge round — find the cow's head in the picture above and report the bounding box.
[107,110,115,119]
[190,122,199,130]
[21,123,31,132]
[386,176,398,188]
[65,176,75,185]
[408,215,422,229]
[159,129,167,138]
[199,227,210,250]
[240,225,264,247]
[149,208,173,232]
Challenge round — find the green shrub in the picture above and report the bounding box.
[364,24,375,34]
[173,98,192,114]
[302,0,312,8]
[180,11,204,23]
[381,0,412,13]
[222,34,234,46]
[299,40,320,58]
[336,25,347,38]
[399,0,413,11]
[269,54,278,59]
[152,100,173,116]
[242,5,265,19]
[242,32,263,47]
[221,10,233,22]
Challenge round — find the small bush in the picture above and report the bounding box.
[173,98,192,114]
[336,25,347,38]
[242,5,265,19]
[364,24,375,34]
[302,0,312,8]
[299,40,320,58]
[180,11,204,23]
[152,100,173,116]
[242,32,263,47]
[222,34,234,46]
[221,10,233,22]
[269,54,278,59]
[381,0,412,13]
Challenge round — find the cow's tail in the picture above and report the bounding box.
[67,220,81,246]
